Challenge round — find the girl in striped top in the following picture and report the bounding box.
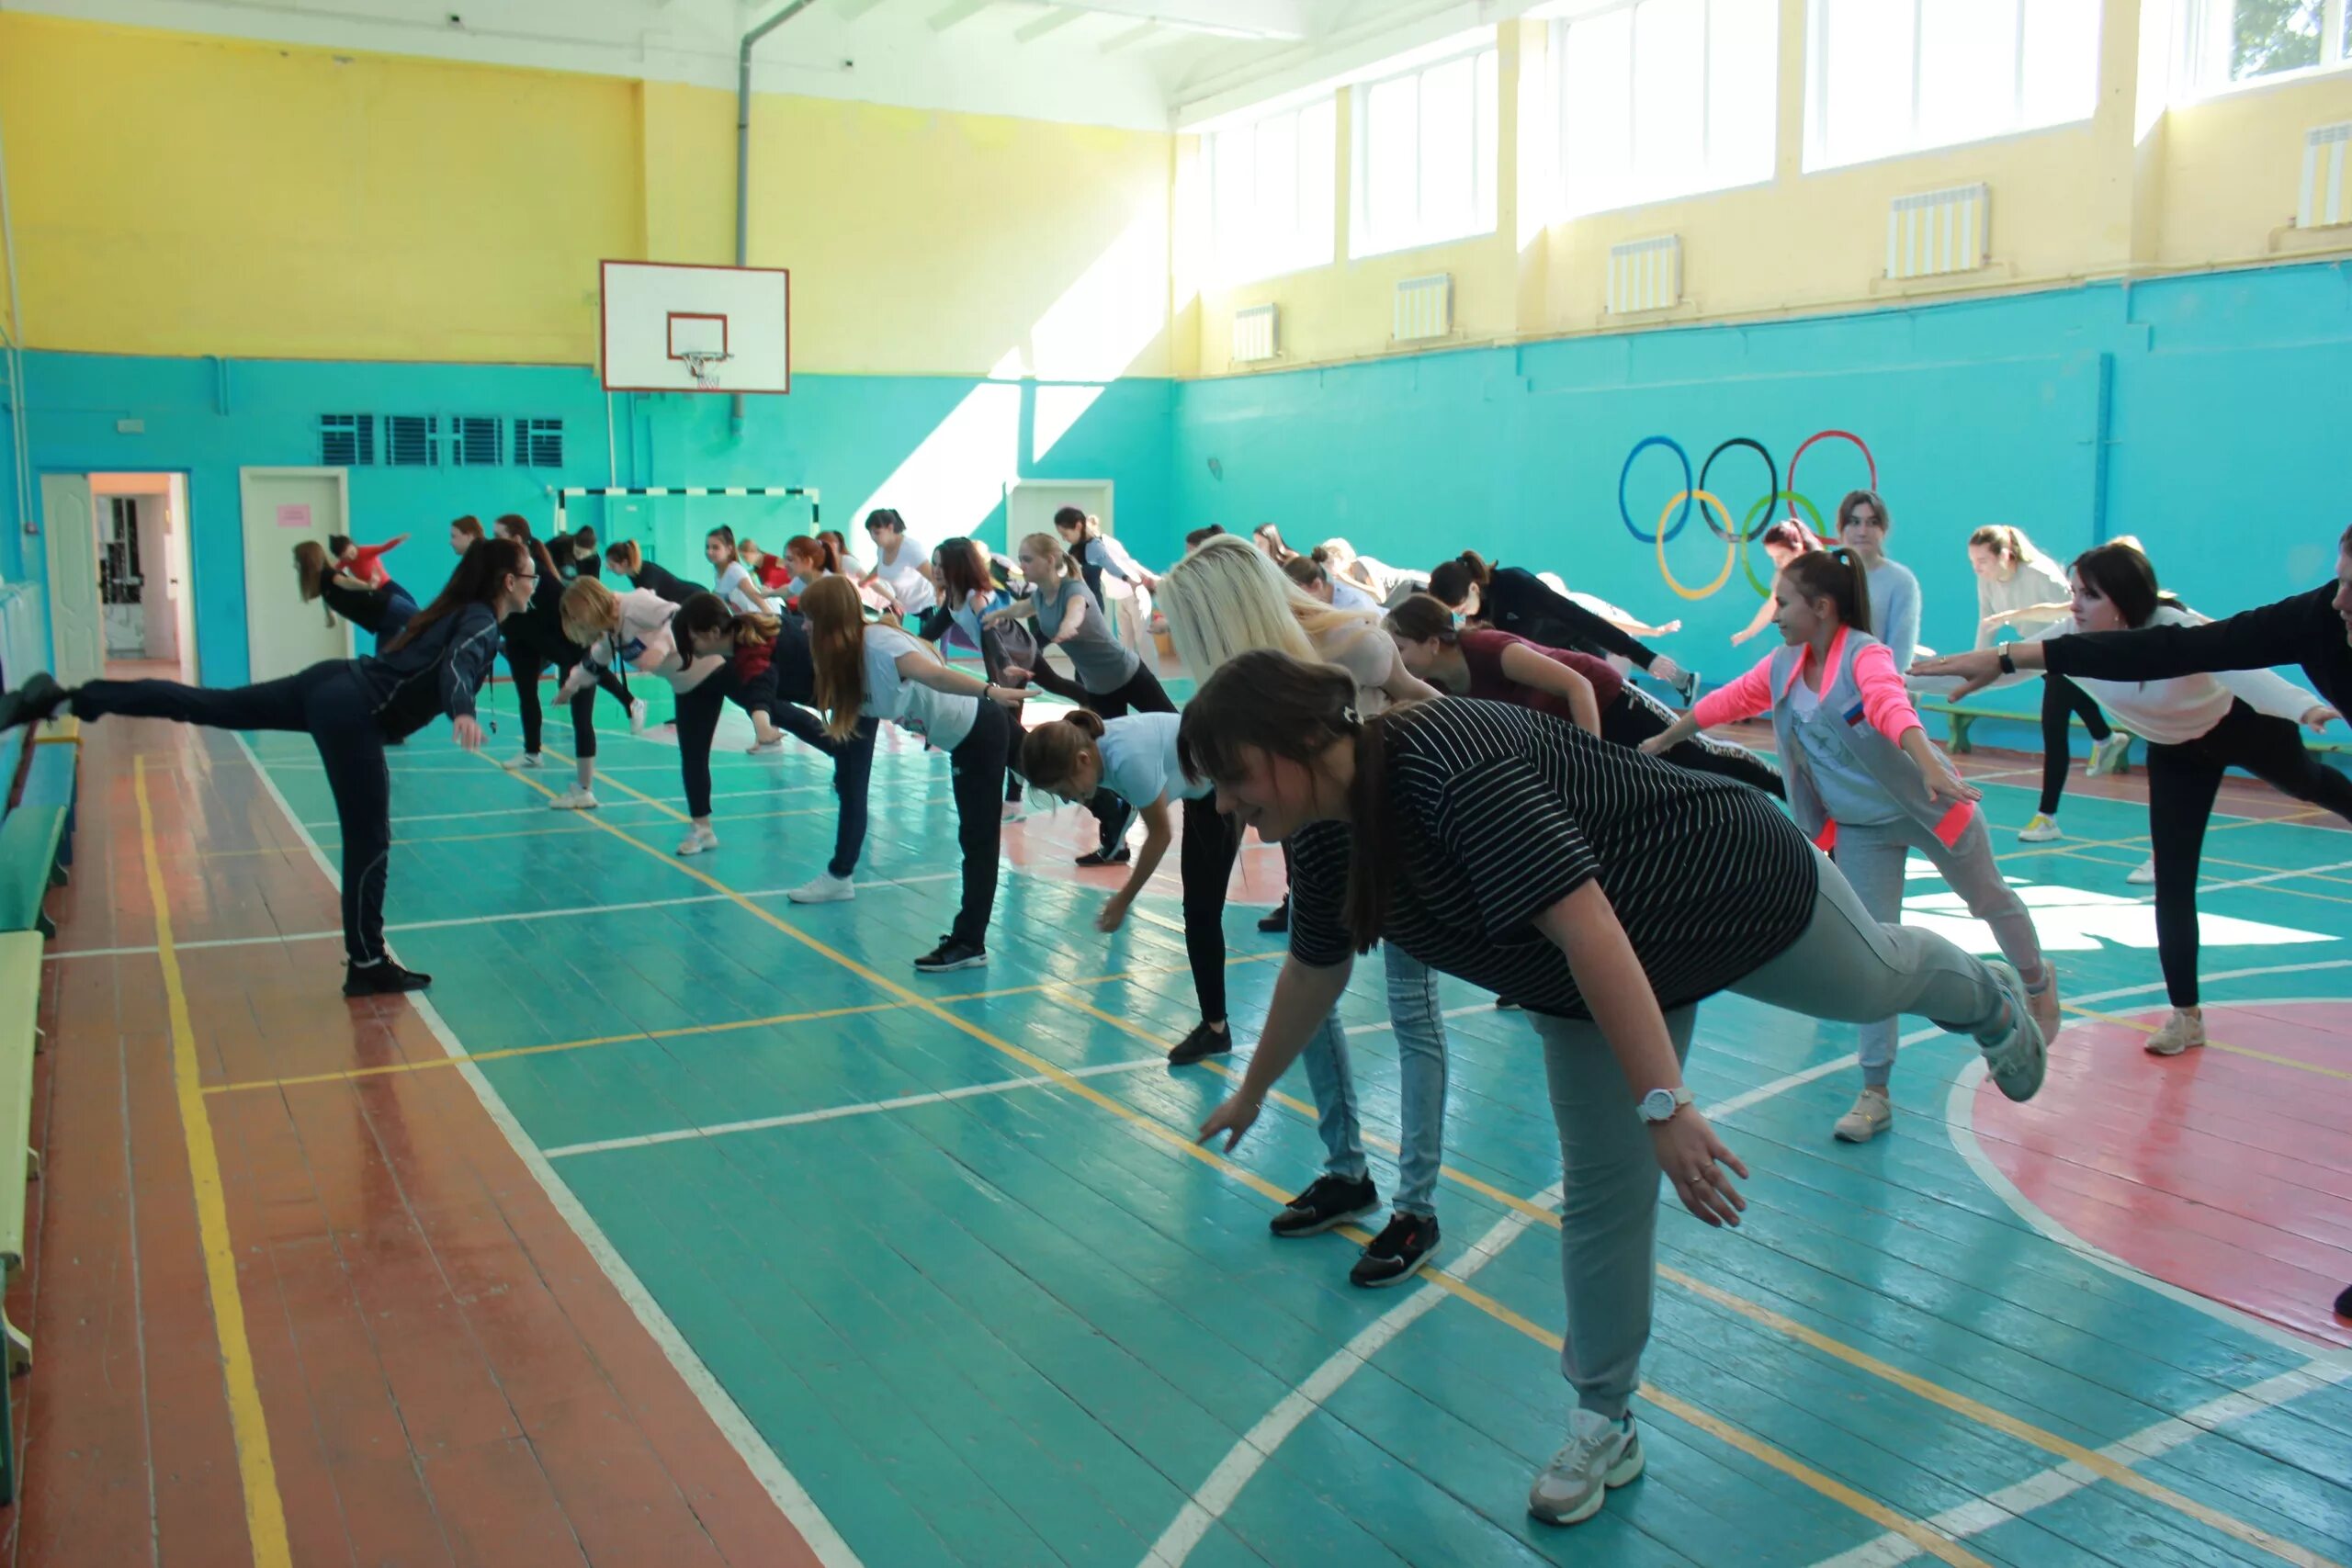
[1180,651,2046,1531]
[1642,547,2056,1144]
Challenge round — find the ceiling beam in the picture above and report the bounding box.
[1044,0,1308,42]
[1098,19,1162,53]
[1013,7,1084,43]
[928,0,992,31]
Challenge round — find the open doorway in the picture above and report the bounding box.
[1002,478,1158,670]
[89,473,195,681]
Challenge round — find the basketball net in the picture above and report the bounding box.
[682,351,732,390]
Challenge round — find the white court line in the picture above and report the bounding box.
[230,735,865,1566]
[308,781,835,829]
[1808,1360,2352,1568]
[544,1055,1171,1159]
[47,874,966,960]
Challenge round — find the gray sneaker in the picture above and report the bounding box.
[1978,959,2048,1102]
[1528,1409,1644,1526]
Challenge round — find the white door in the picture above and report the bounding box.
[241,468,352,682]
[1003,479,1113,558]
[40,474,104,686]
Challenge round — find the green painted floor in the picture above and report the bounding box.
[232,698,2352,1568]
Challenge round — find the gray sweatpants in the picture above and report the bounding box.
[1831,814,2044,1087]
[1527,845,2014,1419]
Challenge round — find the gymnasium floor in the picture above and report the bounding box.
[12,672,2351,1568]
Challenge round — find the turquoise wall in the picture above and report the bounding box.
[1169,262,2352,691]
[15,352,1172,686]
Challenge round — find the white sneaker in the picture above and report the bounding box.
[1833,1088,1893,1143]
[2145,1008,2205,1055]
[787,872,855,904]
[677,824,719,857]
[1528,1410,1645,1527]
[2088,733,2132,775]
[2127,855,2156,886]
[747,737,785,755]
[2018,812,2062,842]
[548,786,599,811]
[628,698,650,734]
[1978,960,2048,1103]
[503,750,545,772]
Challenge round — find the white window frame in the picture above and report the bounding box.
[1550,0,1780,219]
[2174,0,2351,101]
[1804,0,2102,173]
[1204,98,1339,286]
[1348,43,1501,261]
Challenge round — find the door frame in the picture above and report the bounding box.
[1001,478,1115,557]
[239,466,355,677]
[37,472,104,686]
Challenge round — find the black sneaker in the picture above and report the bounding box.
[2336,1282,2351,1320]
[1351,1212,1442,1288]
[343,959,432,997]
[1074,846,1132,868]
[1269,1173,1379,1238]
[914,938,988,973]
[1494,997,1521,1011]
[1673,668,1702,705]
[1257,898,1290,934]
[0,672,70,733]
[1168,1021,1231,1066]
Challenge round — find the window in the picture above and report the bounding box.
[1206,100,1337,284]
[514,417,565,468]
[1351,45,1500,258]
[452,415,503,467]
[318,413,375,468]
[1806,0,2102,171]
[1554,0,1777,218]
[2176,0,2351,97]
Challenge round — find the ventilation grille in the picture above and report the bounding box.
[1607,236,1682,314]
[1886,184,1989,280]
[1231,303,1280,365]
[2300,121,2351,230]
[1393,274,1453,342]
[319,413,375,467]
[514,417,565,468]
[452,415,503,467]
[386,414,438,468]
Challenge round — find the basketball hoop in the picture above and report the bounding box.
[681,350,732,390]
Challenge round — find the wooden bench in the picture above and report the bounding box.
[1916,697,2135,773]
[17,741,75,876]
[0,930,44,1503]
[0,807,66,939]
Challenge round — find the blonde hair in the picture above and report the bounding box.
[1158,533,1375,678]
[559,577,619,646]
[1020,530,1080,582]
[1966,525,2041,568]
[1316,537,1358,567]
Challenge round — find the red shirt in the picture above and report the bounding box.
[1458,627,1623,719]
[731,637,775,682]
[345,534,407,589]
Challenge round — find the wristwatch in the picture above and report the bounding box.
[1636,1086,1693,1124]
[1997,648,2017,674]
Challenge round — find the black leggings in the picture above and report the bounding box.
[673,667,876,879]
[945,703,1016,948]
[1606,683,1785,798]
[77,663,394,965]
[1080,663,1179,850]
[2147,698,2352,1007]
[1180,795,1242,1024]
[2038,673,2113,816]
[508,637,629,761]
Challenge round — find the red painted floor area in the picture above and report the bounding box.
[3,716,822,1566]
[1974,999,2352,1348]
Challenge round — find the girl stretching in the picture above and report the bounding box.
[493,514,639,779]
[1729,519,1824,648]
[605,539,698,607]
[1021,710,1240,1065]
[296,540,417,651]
[329,531,409,590]
[552,578,692,807]
[0,538,531,996]
[1384,595,1781,797]
[1641,548,2057,1143]
[707,525,779,616]
[803,576,1023,971]
[1429,551,1700,704]
[1181,651,2045,1530]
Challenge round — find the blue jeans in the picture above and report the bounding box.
[1298,944,1449,1217]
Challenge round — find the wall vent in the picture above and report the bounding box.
[318,413,375,467]
[386,414,439,468]
[1606,236,1682,314]
[1393,274,1453,342]
[1886,183,1989,280]
[514,417,565,468]
[452,415,503,467]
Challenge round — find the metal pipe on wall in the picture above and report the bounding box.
[0,99,34,547]
[735,1,819,434]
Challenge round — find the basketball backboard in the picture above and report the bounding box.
[601,260,791,394]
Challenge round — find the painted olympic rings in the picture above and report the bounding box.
[1697,438,1779,545]
[1656,491,1738,600]
[1739,491,1825,598]
[1785,429,1877,512]
[1618,436,1693,545]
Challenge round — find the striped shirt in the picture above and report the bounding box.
[1287,698,1818,1019]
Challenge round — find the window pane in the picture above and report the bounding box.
[1707,0,1778,186]
[1297,98,1337,269]
[1633,0,1706,195]
[1562,8,1634,212]
[1365,74,1420,242]
[1255,112,1297,243]
[2232,0,2324,80]
[1211,128,1254,276]
[2019,0,2100,128]
[1917,0,2018,150]
[1419,55,1476,240]
[1476,47,1499,228]
[1819,0,1917,166]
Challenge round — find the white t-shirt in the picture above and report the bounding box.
[1311,616,1405,716]
[713,560,771,616]
[861,623,975,752]
[588,588,678,675]
[1330,578,1380,613]
[1096,712,1213,807]
[871,536,937,615]
[2020,604,2318,745]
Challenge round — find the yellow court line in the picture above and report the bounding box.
[454,753,1986,1555]
[1995,807,2333,865]
[2062,1000,2352,1080]
[135,758,293,1567]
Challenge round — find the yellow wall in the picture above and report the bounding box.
[1190,0,2352,378]
[0,12,1177,378]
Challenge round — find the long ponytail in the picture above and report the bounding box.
[1779,545,1872,633]
[494,513,560,586]
[1426,550,1494,607]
